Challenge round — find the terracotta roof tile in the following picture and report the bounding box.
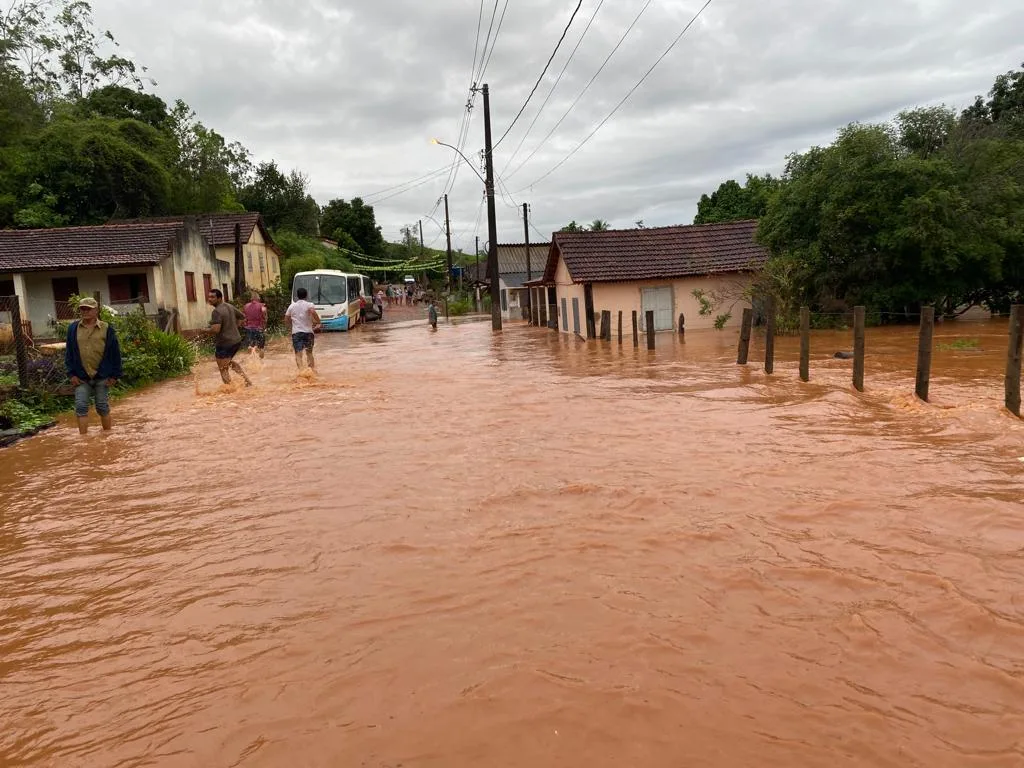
[0,222,182,273]
[542,220,767,283]
[113,212,262,247]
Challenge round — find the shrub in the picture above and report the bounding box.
[448,298,473,316]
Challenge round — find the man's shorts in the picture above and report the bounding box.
[215,342,242,360]
[245,329,266,349]
[291,332,315,352]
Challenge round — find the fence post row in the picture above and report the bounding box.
[737,307,753,365]
[853,306,866,392]
[1006,304,1023,418]
[645,310,655,351]
[915,306,935,402]
[764,297,775,374]
[632,310,639,348]
[799,306,810,382]
[600,310,611,341]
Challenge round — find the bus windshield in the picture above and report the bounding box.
[293,274,347,305]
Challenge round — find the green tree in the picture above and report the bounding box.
[589,219,609,231]
[963,62,1024,135]
[167,99,248,214]
[238,161,318,235]
[319,197,385,255]
[559,221,585,232]
[694,174,781,224]
[80,84,168,128]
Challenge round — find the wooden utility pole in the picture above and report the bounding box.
[600,310,611,341]
[523,202,531,324]
[617,310,623,345]
[853,306,866,392]
[1005,304,1023,417]
[915,306,935,402]
[764,297,776,374]
[799,306,810,382]
[418,220,425,283]
[480,83,502,331]
[443,195,453,294]
[632,310,639,348]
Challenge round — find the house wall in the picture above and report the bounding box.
[551,252,753,338]
[553,256,586,336]
[169,225,232,331]
[19,265,163,339]
[216,225,281,290]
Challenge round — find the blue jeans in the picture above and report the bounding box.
[74,380,110,417]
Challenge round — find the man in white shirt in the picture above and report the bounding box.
[284,287,321,370]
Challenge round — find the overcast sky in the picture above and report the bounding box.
[89,0,1024,251]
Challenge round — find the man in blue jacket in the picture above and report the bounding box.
[64,297,122,434]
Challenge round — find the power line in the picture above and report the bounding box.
[477,0,502,81]
[477,0,510,83]
[359,166,453,201]
[365,169,454,205]
[494,0,585,150]
[501,0,607,175]
[505,0,654,181]
[518,0,716,191]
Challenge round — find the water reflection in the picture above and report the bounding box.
[1,319,1023,767]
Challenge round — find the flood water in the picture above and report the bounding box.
[2,317,1023,767]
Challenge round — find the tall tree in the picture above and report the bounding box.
[694,174,781,225]
[319,197,385,256]
[168,100,248,214]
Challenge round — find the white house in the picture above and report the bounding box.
[0,218,231,340]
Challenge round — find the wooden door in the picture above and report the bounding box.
[51,277,79,319]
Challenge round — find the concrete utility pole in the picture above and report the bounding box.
[523,203,531,323]
[419,219,425,283]
[480,83,502,331]
[444,194,453,294]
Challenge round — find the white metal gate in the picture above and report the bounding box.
[641,287,673,331]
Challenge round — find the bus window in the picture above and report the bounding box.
[347,276,360,300]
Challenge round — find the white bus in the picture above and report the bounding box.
[291,270,372,331]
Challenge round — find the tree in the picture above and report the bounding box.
[81,84,168,128]
[167,100,248,214]
[963,62,1024,135]
[896,106,956,158]
[559,221,586,232]
[589,219,609,231]
[693,174,781,225]
[238,161,318,236]
[319,197,385,256]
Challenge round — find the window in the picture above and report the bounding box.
[259,253,265,272]
[202,274,213,297]
[108,273,150,303]
[185,272,197,302]
[0,279,14,296]
[246,251,253,272]
[222,283,230,302]
[347,276,360,300]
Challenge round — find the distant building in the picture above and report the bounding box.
[0,218,232,338]
[529,220,767,337]
[465,243,551,319]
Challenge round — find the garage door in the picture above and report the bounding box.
[641,287,673,331]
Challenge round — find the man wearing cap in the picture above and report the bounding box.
[64,297,122,434]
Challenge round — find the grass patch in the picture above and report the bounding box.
[938,338,981,351]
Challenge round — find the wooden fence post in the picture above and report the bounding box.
[1005,304,1023,417]
[600,310,611,341]
[799,306,810,382]
[737,307,752,365]
[853,306,866,392]
[646,310,655,351]
[764,297,775,374]
[678,313,685,336]
[617,310,623,345]
[9,296,29,389]
[915,306,935,402]
[632,310,639,348]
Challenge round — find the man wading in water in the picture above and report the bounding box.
[243,290,268,359]
[285,287,321,370]
[207,289,252,387]
[65,297,122,434]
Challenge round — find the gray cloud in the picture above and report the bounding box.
[90,0,1024,250]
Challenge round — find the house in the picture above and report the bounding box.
[115,212,283,289]
[491,243,551,320]
[0,218,231,339]
[530,220,767,338]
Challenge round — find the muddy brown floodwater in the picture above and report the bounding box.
[2,318,1024,767]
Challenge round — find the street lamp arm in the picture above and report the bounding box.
[430,139,486,185]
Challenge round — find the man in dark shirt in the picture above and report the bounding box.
[207,289,252,387]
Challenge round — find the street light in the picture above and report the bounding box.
[430,139,486,184]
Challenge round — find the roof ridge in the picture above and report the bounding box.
[0,221,184,235]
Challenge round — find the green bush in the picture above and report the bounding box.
[448,298,473,316]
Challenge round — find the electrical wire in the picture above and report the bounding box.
[494,0,585,150]
[500,0,607,175]
[518,0,715,191]
[364,169,456,205]
[477,0,510,83]
[505,0,654,181]
[360,166,452,202]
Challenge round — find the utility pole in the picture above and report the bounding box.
[481,83,502,331]
[419,219,425,284]
[475,235,480,312]
[523,202,531,324]
[444,194,453,294]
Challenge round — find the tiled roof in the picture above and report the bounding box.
[542,220,767,283]
[0,222,182,273]
[113,213,262,247]
[496,243,550,276]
